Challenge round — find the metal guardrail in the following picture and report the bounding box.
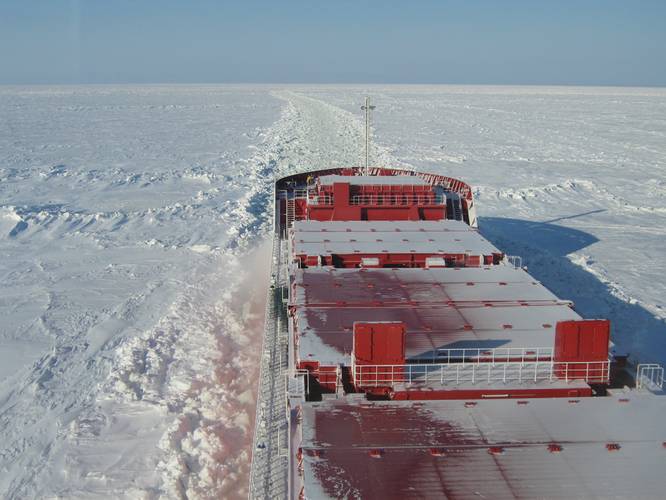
[288,369,310,399]
[248,234,290,499]
[307,194,446,206]
[430,346,553,363]
[307,195,332,205]
[353,359,611,387]
[636,363,664,391]
[350,194,446,206]
[507,255,523,269]
[277,189,307,233]
[276,189,307,200]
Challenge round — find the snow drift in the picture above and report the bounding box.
[1,84,665,498]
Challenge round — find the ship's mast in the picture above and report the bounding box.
[361,97,375,175]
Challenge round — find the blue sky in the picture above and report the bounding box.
[1,0,665,85]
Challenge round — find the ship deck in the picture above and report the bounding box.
[318,174,431,186]
[292,267,581,365]
[301,392,666,499]
[250,167,666,499]
[291,220,501,263]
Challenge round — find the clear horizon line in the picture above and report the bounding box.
[1,81,666,89]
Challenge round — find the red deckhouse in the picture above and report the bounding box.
[250,167,666,500]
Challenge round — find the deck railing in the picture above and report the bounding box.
[276,189,307,200]
[306,193,446,206]
[428,346,553,364]
[506,255,523,269]
[353,359,610,388]
[636,363,664,391]
[307,195,332,205]
[350,194,446,206]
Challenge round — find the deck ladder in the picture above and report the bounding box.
[286,198,296,229]
[446,193,464,221]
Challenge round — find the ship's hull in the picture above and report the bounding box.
[249,167,665,499]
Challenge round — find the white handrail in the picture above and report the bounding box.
[350,194,446,206]
[506,255,523,269]
[353,359,611,387]
[636,363,664,390]
[306,193,447,206]
[431,346,552,364]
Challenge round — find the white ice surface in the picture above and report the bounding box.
[0,85,284,499]
[1,84,665,498]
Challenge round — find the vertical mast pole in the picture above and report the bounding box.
[365,97,370,175]
[361,97,375,176]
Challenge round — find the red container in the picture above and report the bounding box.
[554,320,610,362]
[554,320,610,381]
[353,322,406,387]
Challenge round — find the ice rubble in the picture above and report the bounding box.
[1,84,665,498]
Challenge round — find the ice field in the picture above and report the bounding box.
[1,85,665,498]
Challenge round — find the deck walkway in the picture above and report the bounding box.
[248,234,290,499]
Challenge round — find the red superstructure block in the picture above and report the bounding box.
[306,178,447,222]
[554,320,610,362]
[353,322,406,365]
[332,182,362,220]
[353,322,406,389]
[554,319,610,381]
[332,182,350,204]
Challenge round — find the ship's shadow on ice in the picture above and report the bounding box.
[479,216,666,366]
[481,215,600,257]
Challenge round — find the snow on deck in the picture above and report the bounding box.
[301,393,666,499]
[296,305,578,365]
[318,174,429,186]
[292,267,581,365]
[291,219,500,257]
[293,267,563,305]
[292,220,473,232]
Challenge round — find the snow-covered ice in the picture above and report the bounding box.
[1,84,665,498]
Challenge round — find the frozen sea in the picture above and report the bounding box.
[1,84,665,498]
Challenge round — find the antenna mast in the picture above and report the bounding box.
[361,97,375,175]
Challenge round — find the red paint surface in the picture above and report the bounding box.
[307,403,482,499]
[353,322,406,366]
[554,320,610,362]
[353,322,406,389]
[307,180,448,222]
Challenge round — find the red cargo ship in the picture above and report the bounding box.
[249,167,666,499]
